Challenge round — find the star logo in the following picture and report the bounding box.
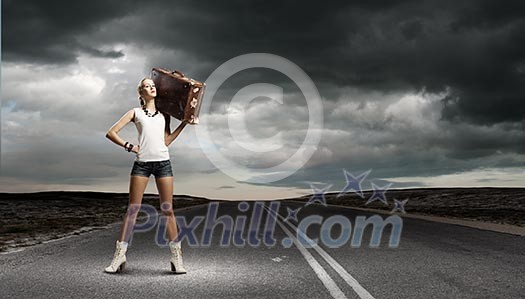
[390,198,409,214]
[305,183,332,207]
[365,182,392,205]
[337,169,371,198]
[284,207,301,222]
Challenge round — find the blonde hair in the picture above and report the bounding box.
[137,77,154,106]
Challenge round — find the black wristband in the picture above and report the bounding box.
[124,142,129,150]
[127,143,134,152]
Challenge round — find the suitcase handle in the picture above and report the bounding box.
[171,70,185,77]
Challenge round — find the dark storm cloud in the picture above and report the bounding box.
[4,1,524,125]
[146,0,522,126]
[110,0,524,126]
[77,45,124,59]
[3,0,525,172]
[217,185,235,189]
[2,0,138,64]
[450,0,525,31]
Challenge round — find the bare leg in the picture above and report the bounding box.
[119,175,149,242]
[155,176,179,241]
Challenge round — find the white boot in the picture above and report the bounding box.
[104,240,127,273]
[169,242,187,274]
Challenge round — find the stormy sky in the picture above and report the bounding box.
[2,0,525,199]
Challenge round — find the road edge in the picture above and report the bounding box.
[288,200,525,236]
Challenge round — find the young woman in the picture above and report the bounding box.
[104,78,188,274]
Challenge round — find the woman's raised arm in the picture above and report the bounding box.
[165,120,188,147]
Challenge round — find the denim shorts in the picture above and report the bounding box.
[130,160,173,178]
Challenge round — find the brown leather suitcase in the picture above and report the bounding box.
[151,68,206,124]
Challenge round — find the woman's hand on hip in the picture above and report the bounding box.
[132,145,140,154]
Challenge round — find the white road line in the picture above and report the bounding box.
[264,204,376,299]
[275,217,348,299]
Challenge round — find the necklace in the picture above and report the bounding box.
[142,106,159,117]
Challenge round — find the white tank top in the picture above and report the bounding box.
[133,107,170,162]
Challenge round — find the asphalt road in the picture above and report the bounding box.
[1,200,523,298]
